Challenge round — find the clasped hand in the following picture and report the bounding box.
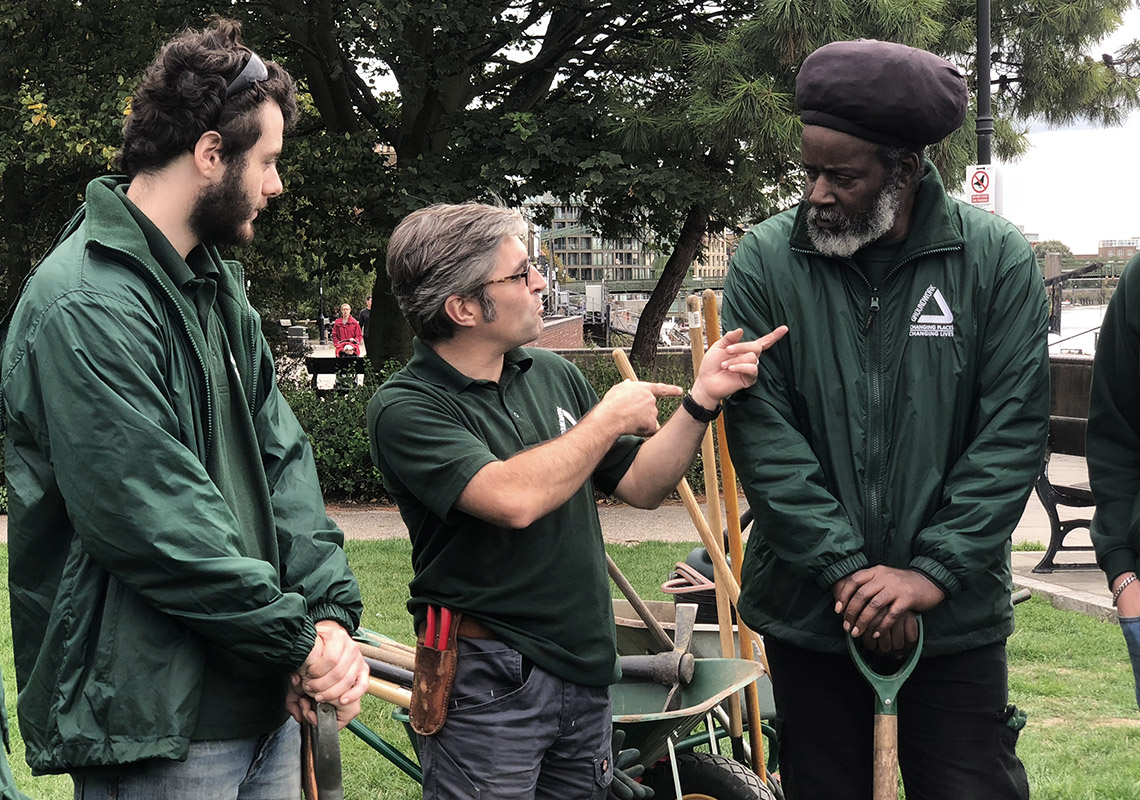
[285,620,370,729]
[832,566,945,654]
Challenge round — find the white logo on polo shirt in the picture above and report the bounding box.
[557,407,578,434]
[909,285,955,338]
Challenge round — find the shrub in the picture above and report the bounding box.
[280,347,716,504]
[279,359,404,503]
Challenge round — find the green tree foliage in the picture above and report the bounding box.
[1032,239,1076,260]
[1,0,1137,366]
[0,0,397,321]
[0,1,161,308]
[608,0,1140,364]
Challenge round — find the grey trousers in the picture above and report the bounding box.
[418,637,613,799]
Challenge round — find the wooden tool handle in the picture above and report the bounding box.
[874,713,899,800]
[702,289,772,778]
[685,299,742,744]
[607,553,675,653]
[612,349,740,602]
[367,676,413,708]
[358,641,416,672]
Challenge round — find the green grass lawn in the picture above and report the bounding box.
[3,540,1138,799]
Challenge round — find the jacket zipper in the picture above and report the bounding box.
[796,243,963,564]
[862,244,963,564]
[92,242,215,459]
[229,260,261,414]
[866,288,886,563]
[838,264,889,563]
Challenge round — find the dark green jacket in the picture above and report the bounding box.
[1,176,362,774]
[723,165,1049,656]
[1089,255,1140,584]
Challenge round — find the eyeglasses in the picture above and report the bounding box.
[483,263,535,288]
[225,52,269,99]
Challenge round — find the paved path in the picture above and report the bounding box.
[0,455,1112,618]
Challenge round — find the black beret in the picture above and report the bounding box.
[796,39,968,149]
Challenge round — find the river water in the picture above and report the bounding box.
[1050,304,1107,357]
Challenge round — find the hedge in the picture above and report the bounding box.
[0,349,708,515]
[283,350,706,504]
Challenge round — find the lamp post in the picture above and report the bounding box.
[977,0,993,165]
[318,258,328,345]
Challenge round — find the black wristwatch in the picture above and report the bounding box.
[682,392,722,423]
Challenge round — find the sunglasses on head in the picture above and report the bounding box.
[225,52,269,99]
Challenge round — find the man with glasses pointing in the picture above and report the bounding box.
[369,202,786,798]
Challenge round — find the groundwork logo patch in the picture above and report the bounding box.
[909,285,955,337]
[557,407,578,435]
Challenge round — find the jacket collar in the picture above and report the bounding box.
[787,160,965,264]
[83,176,259,405]
[83,176,228,289]
[406,337,534,393]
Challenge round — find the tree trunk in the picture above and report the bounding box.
[1,164,32,312]
[368,252,415,366]
[629,204,708,372]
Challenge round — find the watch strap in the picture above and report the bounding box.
[682,392,722,423]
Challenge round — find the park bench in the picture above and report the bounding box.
[1032,354,1096,573]
[305,356,368,396]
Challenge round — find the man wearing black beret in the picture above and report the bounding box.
[723,40,1047,798]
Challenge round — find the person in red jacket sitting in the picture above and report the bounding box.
[333,303,363,357]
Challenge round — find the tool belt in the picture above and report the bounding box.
[410,607,497,735]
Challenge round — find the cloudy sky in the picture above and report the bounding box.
[991,8,1140,253]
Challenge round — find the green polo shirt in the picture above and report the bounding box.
[121,191,286,740]
[367,340,641,686]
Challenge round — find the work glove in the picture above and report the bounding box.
[608,728,654,800]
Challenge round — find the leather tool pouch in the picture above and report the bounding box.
[410,612,462,736]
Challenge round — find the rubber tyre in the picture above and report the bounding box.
[644,752,776,800]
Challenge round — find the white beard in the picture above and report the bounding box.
[805,181,902,258]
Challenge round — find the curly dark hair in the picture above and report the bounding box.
[116,18,297,177]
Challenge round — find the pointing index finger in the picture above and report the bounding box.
[725,324,789,355]
[645,382,683,397]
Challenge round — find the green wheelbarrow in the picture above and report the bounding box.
[612,656,775,799]
[343,626,777,799]
[612,598,780,799]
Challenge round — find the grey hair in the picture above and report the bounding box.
[387,203,529,341]
[876,144,925,195]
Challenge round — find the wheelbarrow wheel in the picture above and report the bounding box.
[645,752,776,800]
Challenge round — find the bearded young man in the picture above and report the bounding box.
[0,19,367,797]
[722,40,1049,800]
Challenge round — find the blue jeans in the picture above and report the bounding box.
[419,637,613,800]
[1120,616,1140,709]
[72,718,300,800]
